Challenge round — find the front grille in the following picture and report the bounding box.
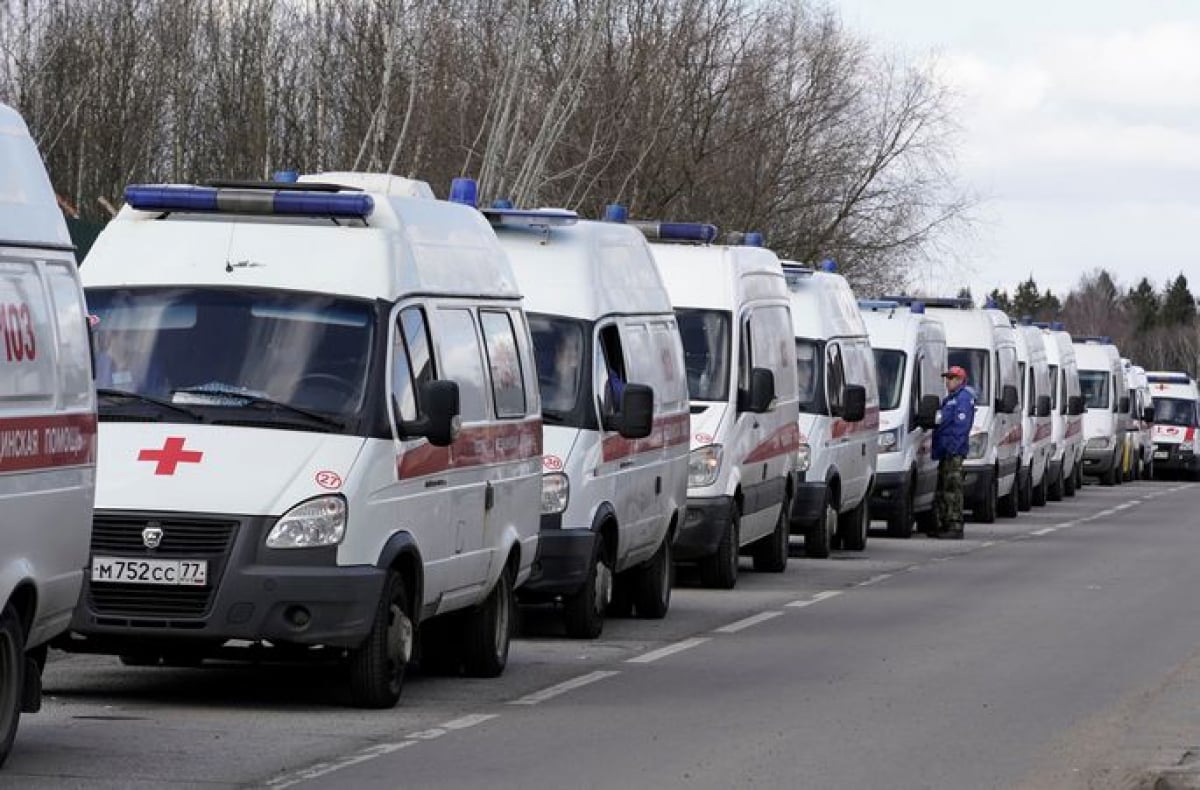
[87,515,239,621]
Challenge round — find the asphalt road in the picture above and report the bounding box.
[5,480,1200,789]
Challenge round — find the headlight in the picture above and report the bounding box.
[688,445,723,487]
[266,496,347,549]
[1087,436,1112,450]
[967,432,988,460]
[877,428,901,454]
[541,472,570,515]
[795,442,811,472]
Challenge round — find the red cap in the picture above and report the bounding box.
[942,365,968,380]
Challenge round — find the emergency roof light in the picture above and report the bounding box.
[491,199,514,209]
[880,294,973,310]
[272,170,299,183]
[481,206,578,228]
[631,220,719,244]
[910,301,926,314]
[124,184,374,218]
[1050,321,1066,331]
[1075,335,1113,344]
[448,177,478,208]
[984,297,998,309]
[1019,315,1034,326]
[1033,321,1050,329]
[858,299,899,311]
[1147,372,1191,383]
[604,204,628,223]
[820,259,837,273]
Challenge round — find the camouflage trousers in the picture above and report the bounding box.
[935,455,965,533]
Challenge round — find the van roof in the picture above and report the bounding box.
[0,102,72,250]
[781,265,867,340]
[649,243,788,310]
[495,218,673,319]
[82,174,520,302]
[919,302,1008,349]
[860,305,944,352]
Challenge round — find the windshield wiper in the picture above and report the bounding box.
[173,387,344,430]
[540,410,569,425]
[97,388,204,421]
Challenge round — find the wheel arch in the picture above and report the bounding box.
[376,532,424,624]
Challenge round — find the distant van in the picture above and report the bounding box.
[1147,371,1200,480]
[858,300,944,538]
[888,297,1021,524]
[1075,338,1129,486]
[1013,323,1053,509]
[492,207,688,638]
[1038,324,1085,498]
[783,263,879,557]
[61,174,541,708]
[1122,361,1154,480]
[0,102,96,765]
[648,226,800,589]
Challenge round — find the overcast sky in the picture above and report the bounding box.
[836,0,1200,302]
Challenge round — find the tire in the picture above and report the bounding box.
[461,569,513,678]
[119,652,161,667]
[1063,463,1077,497]
[634,537,673,617]
[1075,461,1085,491]
[699,505,739,590]
[563,536,611,638]
[1017,466,1032,511]
[995,473,1015,520]
[885,483,915,539]
[752,493,790,572]
[1100,464,1116,486]
[0,604,24,769]
[1047,466,1064,502]
[914,506,938,535]
[348,570,413,709]
[1032,468,1048,507]
[838,497,869,551]
[805,498,838,558]
[607,575,635,619]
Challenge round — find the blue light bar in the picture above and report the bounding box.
[272,170,299,183]
[631,221,719,244]
[1075,335,1113,344]
[984,297,998,309]
[604,204,628,223]
[820,259,837,273]
[481,207,578,228]
[881,295,973,310]
[742,231,764,247]
[1019,315,1034,326]
[910,301,926,314]
[1050,321,1066,331]
[1147,372,1191,383]
[124,185,374,218]
[449,177,478,208]
[491,199,514,209]
[858,299,899,311]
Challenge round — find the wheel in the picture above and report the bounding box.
[885,483,914,539]
[607,575,635,619]
[348,570,413,708]
[1032,468,1048,506]
[563,536,610,638]
[699,505,739,589]
[1075,461,1084,490]
[1047,466,1064,502]
[752,493,790,572]
[119,652,161,667]
[0,604,24,769]
[838,497,869,551]
[461,569,513,678]
[634,536,673,617]
[1063,464,1077,496]
[805,498,838,558]
[994,473,1015,520]
[1100,464,1117,486]
[416,618,460,676]
[1017,466,1032,511]
[914,506,938,534]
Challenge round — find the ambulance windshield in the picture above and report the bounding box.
[1153,397,1196,427]
[1079,370,1110,409]
[86,286,373,427]
[675,308,730,402]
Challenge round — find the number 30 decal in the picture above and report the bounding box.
[1,302,37,362]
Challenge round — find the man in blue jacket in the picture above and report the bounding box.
[932,365,975,539]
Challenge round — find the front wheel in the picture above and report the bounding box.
[1031,468,1048,506]
[563,537,611,639]
[838,497,869,551]
[1017,466,1033,511]
[0,604,24,769]
[885,484,915,539]
[991,473,1011,521]
[753,493,790,572]
[805,499,838,558]
[634,536,673,618]
[348,570,413,709]
[1063,463,1077,496]
[1048,466,1065,501]
[461,569,514,678]
[699,506,740,589]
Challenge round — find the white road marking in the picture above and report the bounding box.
[979,541,997,548]
[626,637,710,664]
[1030,527,1057,536]
[857,573,893,587]
[509,671,619,705]
[714,611,785,633]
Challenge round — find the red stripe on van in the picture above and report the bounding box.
[1033,423,1051,442]
[1065,420,1082,438]
[744,422,802,464]
[396,418,543,479]
[0,412,97,474]
[999,424,1023,447]
[601,412,691,463]
[831,406,881,439]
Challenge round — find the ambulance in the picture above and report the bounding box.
[858,300,944,538]
[1075,337,1129,486]
[1147,371,1200,480]
[647,226,799,589]
[1013,322,1053,509]
[61,174,542,708]
[0,102,96,766]
[783,262,879,557]
[493,205,688,638]
[1038,323,1085,499]
[1122,361,1154,480]
[887,297,1021,524]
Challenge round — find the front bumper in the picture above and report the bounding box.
[1151,443,1200,473]
[63,511,384,651]
[869,471,907,518]
[519,522,598,598]
[674,496,733,561]
[1083,447,1117,475]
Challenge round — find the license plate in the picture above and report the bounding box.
[91,556,208,586]
[1154,451,1169,460]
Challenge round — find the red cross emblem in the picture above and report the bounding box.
[138,437,204,476]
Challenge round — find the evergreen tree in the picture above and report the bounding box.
[1012,277,1041,320]
[1162,274,1196,326]
[986,288,1012,313]
[1125,278,1159,332]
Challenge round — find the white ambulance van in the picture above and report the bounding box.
[858,300,944,538]
[893,297,1021,523]
[0,102,96,766]
[1122,361,1154,480]
[1075,338,1129,486]
[491,206,688,638]
[1038,324,1085,499]
[646,225,799,589]
[1147,371,1200,480]
[782,263,878,557]
[1013,322,1053,509]
[61,174,542,708]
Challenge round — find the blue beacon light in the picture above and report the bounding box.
[819,259,837,273]
[604,204,628,223]
[449,177,478,208]
[124,185,374,218]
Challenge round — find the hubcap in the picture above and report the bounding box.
[386,601,414,673]
[825,506,838,545]
[594,560,612,615]
[494,582,510,656]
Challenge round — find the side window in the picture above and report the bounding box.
[1049,365,1061,412]
[749,306,797,402]
[595,324,626,416]
[826,343,845,416]
[391,306,434,424]
[1111,375,1118,412]
[910,354,923,423]
[480,310,527,419]
[437,308,489,422]
[650,320,688,410]
[737,316,752,392]
[0,259,55,405]
[45,264,91,408]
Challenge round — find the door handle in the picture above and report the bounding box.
[424,479,447,488]
[619,460,635,469]
[484,482,495,511]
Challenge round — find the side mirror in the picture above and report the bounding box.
[842,384,867,423]
[915,394,939,431]
[999,384,1019,414]
[406,379,461,447]
[1067,394,1084,415]
[614,383,654,439]
[1118,395,1130,414]
[741,367,775,414]
[1142,406,1155,423]
[1036,394,1051,418]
